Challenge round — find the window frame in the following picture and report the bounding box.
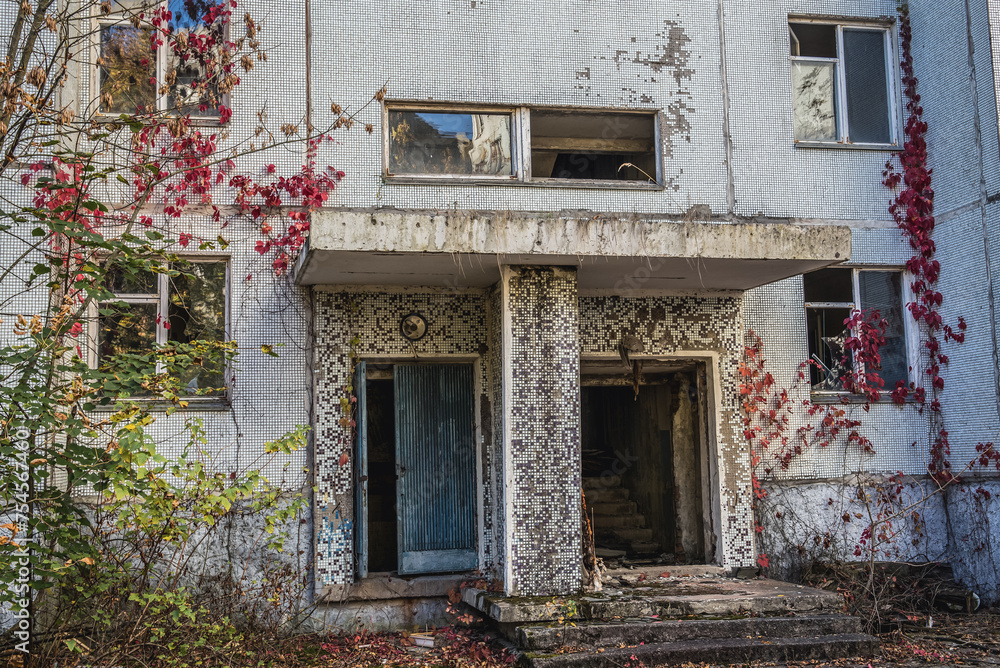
[91,0,229,121]
[381,101,664,190]
[804,266,920,399]
[87,256,232,405]
[788,18,901,149]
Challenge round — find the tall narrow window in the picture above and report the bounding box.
[789,22,896,145]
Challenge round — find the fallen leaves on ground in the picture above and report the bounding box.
[316,626,516,668]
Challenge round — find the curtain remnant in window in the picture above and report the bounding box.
[388,111,513,176]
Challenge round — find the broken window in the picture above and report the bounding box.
[387,110,514,176]
[789,22,896,145]
[97,0,229,116]
[382,104,662,186]
[804,267,911,394]
[529,110,657,182]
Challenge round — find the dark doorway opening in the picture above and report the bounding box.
[365,373,397,573]
[581,363,709,567]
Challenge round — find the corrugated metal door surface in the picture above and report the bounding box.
[394,364,477,575]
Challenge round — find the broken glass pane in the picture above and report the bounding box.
[803,268,853,303]
[843,29,891,144]
[166,0,226,115]
[105,263,157,295]
[99,24,156,114]
[807,307,852,391]
[388,111,513,176]
[792,61,838,141]
[98,302,157,363]
[530,110,657,182]
[858,271,907,387]
[789,23,838,58]
[168,261,227,393]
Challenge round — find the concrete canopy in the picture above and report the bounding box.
[295,208,852,291]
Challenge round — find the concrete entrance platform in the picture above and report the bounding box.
[462,572,877,667]
[462,572,843,624]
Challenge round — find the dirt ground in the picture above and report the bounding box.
[266,611,1000,668]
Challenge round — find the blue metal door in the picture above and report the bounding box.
[394,364,477,574]
[354,360,368,579]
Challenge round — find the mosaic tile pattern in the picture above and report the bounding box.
[505,267,583,595]
[312,288,494,588]
[485,286,507,583]
[578,293,755,570]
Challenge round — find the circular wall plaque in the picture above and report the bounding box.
[400,313,428,341]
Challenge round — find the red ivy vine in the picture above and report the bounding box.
[882,1,973,484]
[745,1,1000,573]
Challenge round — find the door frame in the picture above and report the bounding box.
[579,352,724,566]
[353,354,485,579]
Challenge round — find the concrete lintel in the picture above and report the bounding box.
[297,208,851,290]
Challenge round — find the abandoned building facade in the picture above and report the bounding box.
[6,0,1000,629]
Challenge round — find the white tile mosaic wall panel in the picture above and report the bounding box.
[309,1,729,216]
[933,207,1000,466]
[577,292,755,570]
[744,278,933,480]
[312,288,496,589]
[486,286,507,583]
[503,267,582,595]
[725,0,907,221]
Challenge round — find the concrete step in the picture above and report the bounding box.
[462,576,844,626]
[525,633,878,668]
[591,513,645,529]
[628,541,661,555]
[583,487,629,503]
[600,527,653,542]
[588,501,637,516]
[582,475,621,490]
[517,614,863,651]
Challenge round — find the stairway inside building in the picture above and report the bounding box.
[583,475,662,559]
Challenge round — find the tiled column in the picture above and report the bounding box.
[499,266,582,596]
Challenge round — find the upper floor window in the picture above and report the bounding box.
[388,109,514,176]
[96,0,227,117]
[92,258,229,397]
[804,267,915,395]
[384,104,660,187]
[789,21,897,146]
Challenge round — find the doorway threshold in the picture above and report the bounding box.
[347,572,472,601]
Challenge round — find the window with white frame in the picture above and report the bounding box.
[94,259,228,395]
[789,21,898,145]
[804,267,914,394]
[95,0,227,116]
[384,105,660,185]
